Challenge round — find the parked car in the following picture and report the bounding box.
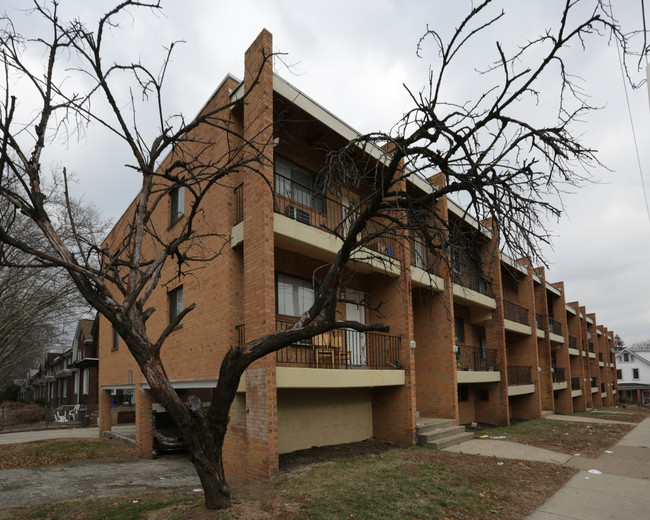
[152,411,186,457]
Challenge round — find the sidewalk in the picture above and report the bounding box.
[445,416,650,519]
[0,427,99,445]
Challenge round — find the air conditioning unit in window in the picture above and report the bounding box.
[287,205,311,226]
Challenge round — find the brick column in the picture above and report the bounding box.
[135,385,153,459]
[241,29,279,480]
[98,390,112,437]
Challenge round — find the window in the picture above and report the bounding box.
[274,156,322,212]
[633,368,639,380]
[112,327,119,350]
[82,369,89,395]
[169,286,183,325]
[454,317,465,344]
[623,353,629,362]
[277,274,317,318]
[74,372,79,396]
[451,247,462,274]
[170,186,185,224]
[413,233,426,270]
[617,369,622,380]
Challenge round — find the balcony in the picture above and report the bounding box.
[507,365,534,396]
[456,345,500,383]
[548,317,564,344]
[571,376,582,397]
[410,239,444,291]
[275,319,401,370]
[272,177,400,276]
[451,269,496,314]
[568,336,579,356]
[535,313,545,339]
[503,300,532,335]
[590,377,598,393]
[588,342,596,359]
[552,367,567,391]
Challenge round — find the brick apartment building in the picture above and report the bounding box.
[97,30,618,484]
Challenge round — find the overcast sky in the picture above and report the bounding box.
[6,0,650,345]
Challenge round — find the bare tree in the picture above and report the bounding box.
[0,0,643,510]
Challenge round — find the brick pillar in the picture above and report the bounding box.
[135,385,153,459]
[567,300,587,412]
[478,218,508,426]
[241,29,279,481]
[533,267,554,411]
[98,390,112,437]
[414,174,459,424]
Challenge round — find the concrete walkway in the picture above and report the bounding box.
[0,427,99,445]
[445,417,650,519]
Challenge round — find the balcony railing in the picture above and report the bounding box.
[601,382,605,392]
[552,367,566,383]
[503,300,529,325]
[569,336,577,349]
[536,313,544,330]
[274,174,399,258]
[588,342,595,353]
[591,376,597,388]
[456,345,497,371]
[451,270,493,297]
[275,319,401,370]
[598,352,603,362]
[548,317,562,336]
[571,377,581,390]
[507,365,532,386]
[410,238,439,276]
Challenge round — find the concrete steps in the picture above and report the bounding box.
[541,410,555,418]
[416,417,474,449]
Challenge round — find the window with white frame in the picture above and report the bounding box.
[112,327,119,350]
[623,353,629,362]
[274,156,323,212]
[633,368,640,380]
[169,286,183,325]
[276,274,318,318]
[82,369,89,395]
[170,185,185,224]
[74,371,79,396]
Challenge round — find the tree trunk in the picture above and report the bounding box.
[185,427,231,509]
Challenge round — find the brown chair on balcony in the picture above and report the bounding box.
[313,331,349,368]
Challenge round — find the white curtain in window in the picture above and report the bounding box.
[277,274,315,317]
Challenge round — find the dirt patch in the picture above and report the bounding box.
[279,437,395,471]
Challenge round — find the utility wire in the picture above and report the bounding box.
[610,1,650,224]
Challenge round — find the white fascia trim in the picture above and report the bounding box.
[533,273,542,284]
[597,329,603,336]
[546,282,562,297]
[447,199,493,238]
[586,316,594,325]
[500,252,528,276]
[101,384,136,392]
[565,304,577,315]
[140,379,219,390]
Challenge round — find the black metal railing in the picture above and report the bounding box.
[598,352,603,362]
[552,367,566,383]
[591,376,597,388]
[275,318,401,369]
[548,317,562,336]
[601,382,605,392]
[569,336,577,349]
[274,174,400,259]
[571,377,581,390]
[235,324,245,346]
[536,313,544,330]
[507,365,532,386]
[455,345,497,371]
[451,271,493,297]
[503,300,529,325]
[234,183,244,224]
[588,342,595,353]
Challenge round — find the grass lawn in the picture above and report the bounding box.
[474,417,634,457]
[4,448,575,520]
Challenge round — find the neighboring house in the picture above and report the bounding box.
[23,318,99,409]
[616,347,650,405]
[97,30,617,485]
